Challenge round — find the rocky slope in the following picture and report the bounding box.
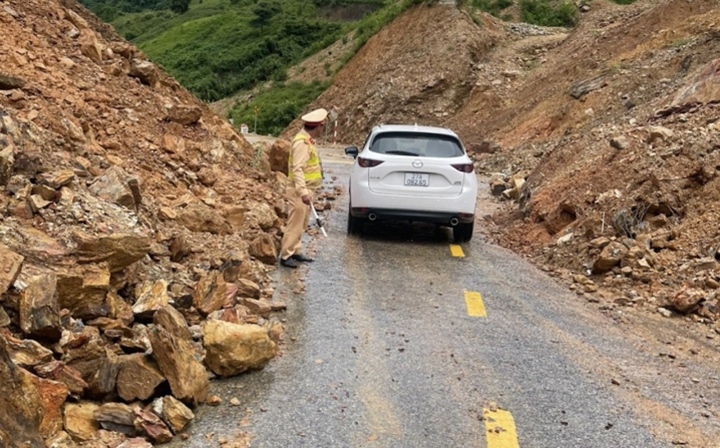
[291,0,720,329]
[0,0,291,445]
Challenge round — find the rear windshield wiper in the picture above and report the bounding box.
[385,150,419,156]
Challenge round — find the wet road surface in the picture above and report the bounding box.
[170,158,720,448]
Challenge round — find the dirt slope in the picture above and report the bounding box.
[282,4,504,142]
[289,0,720,327]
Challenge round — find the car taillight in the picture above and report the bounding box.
[452,163,474,173]
[358,157,384,168]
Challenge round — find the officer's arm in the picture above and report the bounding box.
[291,140,310,196]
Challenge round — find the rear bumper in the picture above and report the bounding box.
[351,208,474,225]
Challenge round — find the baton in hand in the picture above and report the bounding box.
[311,203,328,237]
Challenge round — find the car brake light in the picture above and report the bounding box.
[358,157,384,168]
[452,163,474,173]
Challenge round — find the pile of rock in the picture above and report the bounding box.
[0,0,295,445]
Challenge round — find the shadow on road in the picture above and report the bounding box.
[355,220,455,245]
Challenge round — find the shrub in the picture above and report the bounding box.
[471,0,513,16]
[520,0,578,27]
[229,81,329,136]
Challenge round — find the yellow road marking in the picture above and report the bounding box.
[450,244,465,257]
[464,290,486,317]
[484,408,520,448]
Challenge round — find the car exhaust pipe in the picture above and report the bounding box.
[368,213,377,221]
[449,217,459,227]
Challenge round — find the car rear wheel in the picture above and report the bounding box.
[453,222,473,242]
[347,209,364,235]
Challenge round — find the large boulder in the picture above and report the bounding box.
[56,264,111,320]
[73,232,150,272]
[177,203,232,235]
[0,336,44,447]
[116,354,165,402]
[19,271,62,341]
[88,166,141,210]
[149,307,208,406]
[192,271,235,316]
[268,139,290,175]
[591,241,628,274]
[202,320,276,377]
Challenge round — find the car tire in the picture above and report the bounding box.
[453,222,473,243]
[347,209,364,235]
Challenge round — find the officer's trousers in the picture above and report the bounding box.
[280,186,310,260]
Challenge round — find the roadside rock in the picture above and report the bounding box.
[203,320,276,377]
[149,307,208,406]
[150,395,194,434]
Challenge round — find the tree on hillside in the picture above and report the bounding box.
[251,1,281,31]
[167,0,191,14]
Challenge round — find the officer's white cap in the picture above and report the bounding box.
[301,108,328,126]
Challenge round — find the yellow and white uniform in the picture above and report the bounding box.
[280,129,323,260]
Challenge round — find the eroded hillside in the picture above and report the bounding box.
[293,0,720,328]
[0,0,289,445]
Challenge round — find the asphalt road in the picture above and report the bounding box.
[171,157,720,448]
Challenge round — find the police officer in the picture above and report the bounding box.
[279,108,328,268]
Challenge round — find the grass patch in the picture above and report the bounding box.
[520,0,578,27]
[470,0,513,17]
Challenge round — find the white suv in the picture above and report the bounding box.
[344,124,478,242]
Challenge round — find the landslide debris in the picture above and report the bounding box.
[290,0,720,328]
[0,0,290,445]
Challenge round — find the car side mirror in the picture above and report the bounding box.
[344,146,359,158]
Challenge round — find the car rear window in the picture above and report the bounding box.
[369,132,464,158]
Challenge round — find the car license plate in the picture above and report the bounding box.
[404,172,429,187]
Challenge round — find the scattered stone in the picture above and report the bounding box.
[646,126,674,144]
[0,73,25,90]
[129,59,158,87]
[609,136,629,150]
[168,105,202,126]
[151,395,194,434]
[592,242,628,274]
[570,75,606,99]
[206,395,222,406]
